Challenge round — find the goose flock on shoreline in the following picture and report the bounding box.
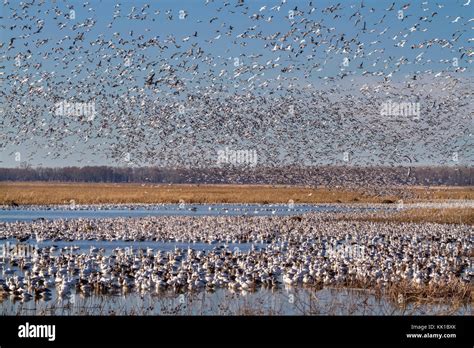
[0,213,471,303]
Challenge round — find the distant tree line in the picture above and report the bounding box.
[0,166,471,186]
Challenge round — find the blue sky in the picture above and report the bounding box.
[0,0,472,168]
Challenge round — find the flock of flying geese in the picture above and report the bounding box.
[0,214,471,301]
[0,0,472,176]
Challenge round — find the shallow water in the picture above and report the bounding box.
[0,238,266,255]
[1,238,471,316]
[1,287,470,316]
[0,205,469,316]
[0,203,381,222]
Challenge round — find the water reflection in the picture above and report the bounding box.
[0,203,382,222]
[2,287,470,316]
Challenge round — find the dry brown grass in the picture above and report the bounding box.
[0,182,472,205]
[384,280,472,307]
